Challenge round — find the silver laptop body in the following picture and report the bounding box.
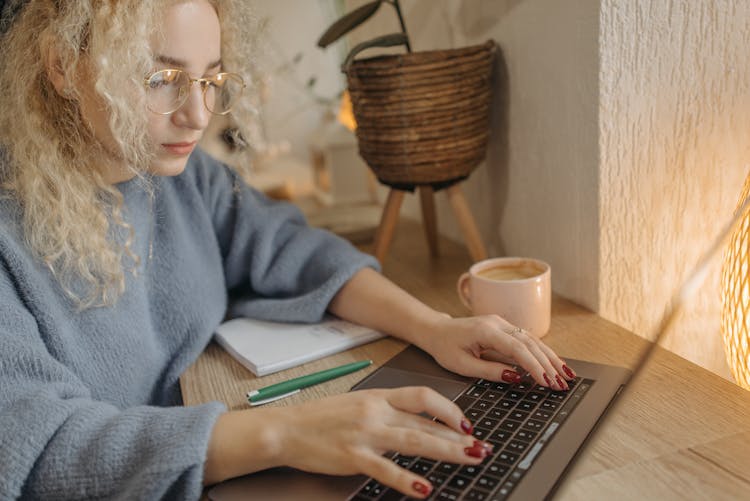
[208,346,630,501]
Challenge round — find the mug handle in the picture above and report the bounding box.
[456,272,472,310]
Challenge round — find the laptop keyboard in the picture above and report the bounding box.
[349,376,592,501]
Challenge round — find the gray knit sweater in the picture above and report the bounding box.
[0,148,378,500]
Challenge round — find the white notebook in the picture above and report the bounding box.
[214,315,385,376]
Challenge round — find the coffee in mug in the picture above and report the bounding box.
[457,257,551,337]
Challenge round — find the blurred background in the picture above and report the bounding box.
[200,0,750,386]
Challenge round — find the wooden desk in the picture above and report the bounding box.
[181,220,750,499]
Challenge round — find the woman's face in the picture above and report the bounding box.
[78,0,222,183]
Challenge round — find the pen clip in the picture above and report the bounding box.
[247,389,301,406]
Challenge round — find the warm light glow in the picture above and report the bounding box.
[337,90,357,132]
[721,171,750,390]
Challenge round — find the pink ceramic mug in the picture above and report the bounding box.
[457,257,551,338]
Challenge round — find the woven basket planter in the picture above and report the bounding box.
[345,40,496,187]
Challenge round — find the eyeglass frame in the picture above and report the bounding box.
[141,69,246,116]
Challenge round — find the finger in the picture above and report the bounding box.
[448,349,523,384]
[356,450,435,499]
[376,425,493,465]
[479,327,548,386]
[384,410,471,443]
[382,386,471,435]
[534,338,576,381]
[511,329,568,390]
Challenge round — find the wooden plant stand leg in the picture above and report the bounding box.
[373,188,406,263]
[419,185,439,257]
[446,183,488,262]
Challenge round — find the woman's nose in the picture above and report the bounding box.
[172,83,210,131]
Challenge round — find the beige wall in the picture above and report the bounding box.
[599,0,750,380]
[346,0,601,311]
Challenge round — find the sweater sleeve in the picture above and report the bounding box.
[0,266,226,500]
[191,150,380,322]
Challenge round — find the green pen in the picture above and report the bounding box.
[247,359,372,406]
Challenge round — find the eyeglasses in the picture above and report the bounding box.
[142,69,246,115]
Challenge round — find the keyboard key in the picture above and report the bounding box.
[475,474,500,490]
[524,419,546,432]
[466,408,485,421]
[496,451,520,465]
[465,489,489,500]
[393,455,414,468]
[473,427,490,440]
[474,400,492,411]
[525,392,544,402]
[489,429,512,443]
[515,400,536,412]
[533,409,553,420]
[476,379,492,388]
[486,408,508,420]
[506,390,524,400]
[447,475,472,490]
[515,381,533,391]
[486,461,509,477]
[467,386,486,398]
[409,460,433,474]
[459,464,483,477]
[436,489,462,500]
[541,400,559,410]
[515,429,538,442]
[482,390,502,401]
[509,410,529,422]
[455,395,476,410]
[499,419,521,432]
[506,440,530,453]
[426,471,449,487]
[435,462,459,474]
[547,392,567,401]
[360,479,385,497]
[490,481,517,500]
[497,399,515,410]
[478,417,500,429]
[491,382,510,391]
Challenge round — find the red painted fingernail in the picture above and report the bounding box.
[465,440,491,458]
[556,375,569,391]
[501,369,521,384]
[543,373,553,388]
[563,364,576,379]
[460,418,474,434]
[412,480,432,496]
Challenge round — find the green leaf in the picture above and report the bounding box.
[317,0,383,48]
[341,33,409,70]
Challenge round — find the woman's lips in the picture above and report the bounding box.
[162,141,197,156]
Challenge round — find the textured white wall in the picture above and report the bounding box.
[599,0,750,379]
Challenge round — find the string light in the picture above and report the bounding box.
[721,172,750,390]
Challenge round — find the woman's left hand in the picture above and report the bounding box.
[417,314,576,391]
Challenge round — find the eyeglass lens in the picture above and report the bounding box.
[145,70,243,115]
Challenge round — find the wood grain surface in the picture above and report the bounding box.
[181,219,750,499]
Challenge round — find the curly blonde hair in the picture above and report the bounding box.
[0,0,258,308]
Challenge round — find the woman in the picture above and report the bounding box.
[0,1,574,499]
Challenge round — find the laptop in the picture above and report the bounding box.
[208,197,746,501]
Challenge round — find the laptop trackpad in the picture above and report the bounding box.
[352,366,470,401]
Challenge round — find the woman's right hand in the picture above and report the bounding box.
[204,387,493,498]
